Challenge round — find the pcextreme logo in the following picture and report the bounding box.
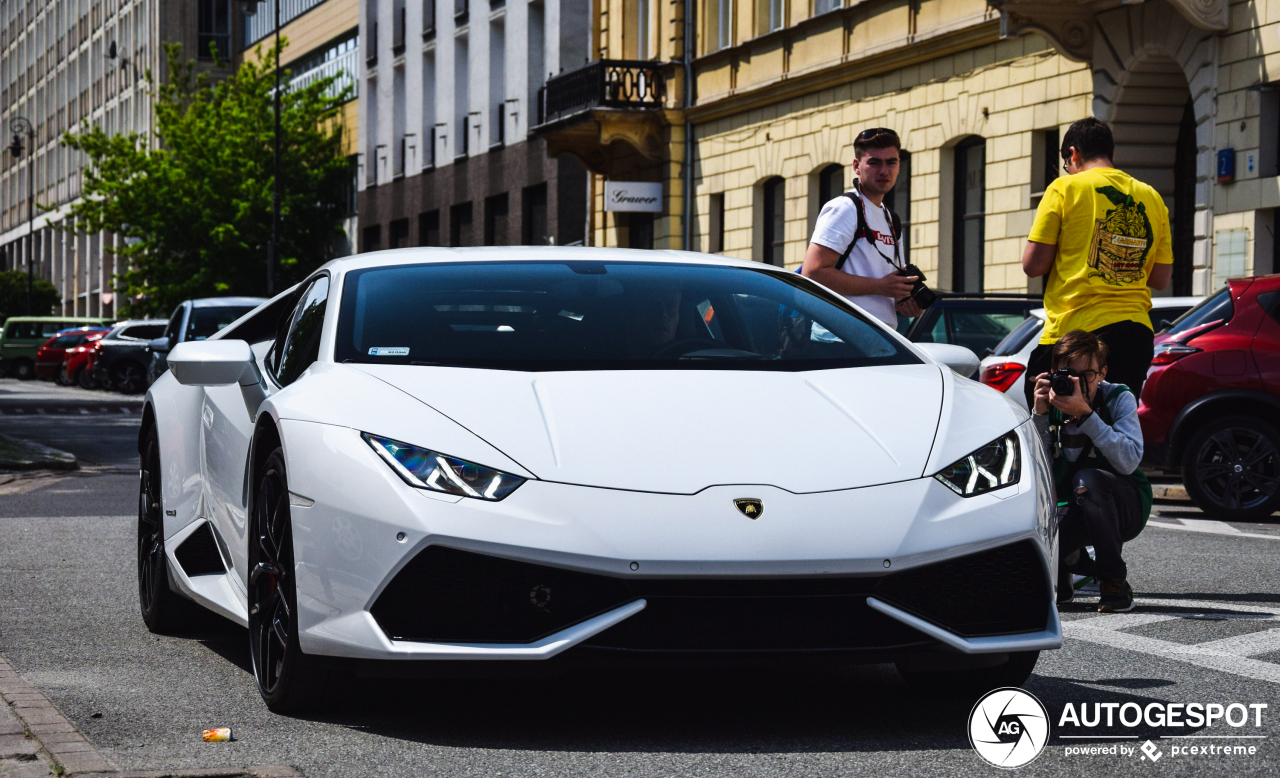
[968,687,1051,769]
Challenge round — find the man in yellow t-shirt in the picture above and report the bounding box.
[1021,117,1172,407]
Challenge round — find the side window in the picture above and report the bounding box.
[275,276,330,386]
[164,307,185,342]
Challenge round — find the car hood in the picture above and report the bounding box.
[352,363,949,494]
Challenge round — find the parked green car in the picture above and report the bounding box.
[0,316,114,379]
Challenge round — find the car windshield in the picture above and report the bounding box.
[187,307,256,341]
[991,315,1043,357]
[336,261,921,371]
[1164,288,1232,339]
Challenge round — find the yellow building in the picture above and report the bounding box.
[542,0,1278,298]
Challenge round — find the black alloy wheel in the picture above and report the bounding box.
[56,364,72,386]
[113,361,146,394]
[248,448,328,713]
[138,427,196,632]
[1183,416,1280,522]
[78,367,98,390]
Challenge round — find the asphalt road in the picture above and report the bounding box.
[3,377,1280,776]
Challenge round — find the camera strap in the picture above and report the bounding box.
[836,184,903,272]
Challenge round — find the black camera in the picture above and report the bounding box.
[897,264,937,309]
[1050,368,1077,396]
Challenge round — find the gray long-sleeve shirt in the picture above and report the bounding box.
[1031,380,1144,474]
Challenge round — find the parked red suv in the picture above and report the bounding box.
[1139,275,1280,520]
[33,327,109,380]
[58,330,108,387]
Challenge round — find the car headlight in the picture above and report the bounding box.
[363,433,525,501]
[933,433,1020,497]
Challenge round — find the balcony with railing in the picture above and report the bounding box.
[289,46,359,102]
[531,59,669,177]
[535,60,665,127]
[244,0,332,47]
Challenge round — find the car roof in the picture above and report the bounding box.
[1027,296,1199,321]
[315,246,771,275]
[189,297,269,308]
[55,325,109,334]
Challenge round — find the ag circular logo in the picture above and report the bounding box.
[968,687,1050,769]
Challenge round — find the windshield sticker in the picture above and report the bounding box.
[369,347,410,356]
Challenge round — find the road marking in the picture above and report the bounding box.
[1147,520,1280,542]
[1175,518,1243,534]
[1065,597,1280,686]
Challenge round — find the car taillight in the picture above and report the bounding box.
[980,362,1026,393]
[1151,342,1202,365]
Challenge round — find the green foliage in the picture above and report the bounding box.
[0,270,63,323]
[60,41,352,317]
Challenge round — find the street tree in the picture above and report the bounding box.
[0,270,61,324]
[60,41,352,317]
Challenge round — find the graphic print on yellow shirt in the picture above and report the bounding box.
[1027,167,1172,344]
[1088,187,1152,286]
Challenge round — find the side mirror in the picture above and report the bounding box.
[167,340,270,417]
[916,342,981,379]
[148,336,171,353]
[168,340,257,386]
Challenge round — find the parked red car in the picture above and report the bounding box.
[34,327,109,380]
[1139,275,1280,520]
[57,330,108,387]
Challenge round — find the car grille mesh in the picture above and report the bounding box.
[873,540,1048,636]
[371,543,1048,650]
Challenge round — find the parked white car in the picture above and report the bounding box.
[140,247,1059,713]
[978,297,1203,408]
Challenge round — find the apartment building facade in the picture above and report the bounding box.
[0,0,237,317]
[542,0,1280,298]
[358,0,591,250]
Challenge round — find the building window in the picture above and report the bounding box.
[362,224,382,253]
[523,184,548,245]
[709,192,725,253]
[485,193,510,245]
[884,149,910,265]
[953,136,986,293]
[762,177,785,267]
[393,0,407,54]
[450,202,474,246]
[197,0,230,61]
[419,210,441,246]
[393,65,406,176]
[1030,128,1059,209]
[389,218,410,248]
[455,36,470,160]
[423,50,437,168]
[490,19,506,148]
[758,0,784,35]
[423,0,437,38]
[706,0,732,52]
[624,0,651,59]
[814,0,841,14]
[818,163,844,205]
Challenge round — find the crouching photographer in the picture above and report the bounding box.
[1032,330,1152,613]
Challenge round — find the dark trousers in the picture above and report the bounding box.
[1023,319,1155,408]
[1059,468,1145,581]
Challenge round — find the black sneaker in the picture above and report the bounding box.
[1056,563,1075,605]
[1098,579,1135,613]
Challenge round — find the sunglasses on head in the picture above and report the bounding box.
[857,127,898,142]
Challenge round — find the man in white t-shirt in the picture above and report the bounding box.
[801,127,920,326]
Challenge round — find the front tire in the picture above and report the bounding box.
[1182,415,1280,522]
[9,359,34,380]
[78,366,99,390]
[138,427,199,633]
[56,365,72,386]
[896,651,1040,698]
[249,448,330,714]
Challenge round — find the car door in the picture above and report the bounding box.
[201,279,328,585]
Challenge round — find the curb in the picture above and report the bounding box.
[0,655,302,777]
[1151,483,1190,501]
[0,434,77,471]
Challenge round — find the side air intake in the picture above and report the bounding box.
[174,522,226,577]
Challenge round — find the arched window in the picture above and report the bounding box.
[818,163,845,206]
[885,149,911,265]
[953,137,985,292]
[762,177,786,267]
